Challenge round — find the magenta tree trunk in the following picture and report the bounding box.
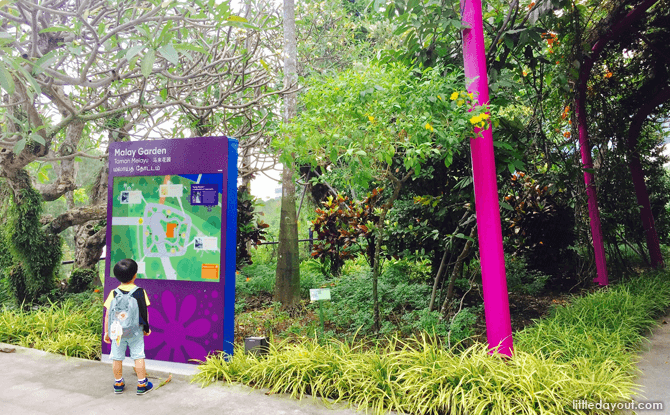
[626,86,670,268]
[461,0,513,356]
[574,0,658,285]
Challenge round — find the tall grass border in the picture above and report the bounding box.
[193,270,670,415]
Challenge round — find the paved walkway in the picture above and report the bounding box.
[3,311,670,415]
[630,309,670,414]
[0,342,363,415]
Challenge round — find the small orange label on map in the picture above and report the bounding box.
[166,223,178,238]
[201,264,219,280]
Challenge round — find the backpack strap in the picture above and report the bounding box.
[115,286,139,296]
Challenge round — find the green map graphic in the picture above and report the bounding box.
[110,175,222,282]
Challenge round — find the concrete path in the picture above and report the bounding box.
[0,343,364,415]
[3,313,670,415]
[630,309,670,414]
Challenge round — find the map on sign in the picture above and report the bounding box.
[110,174,223,282]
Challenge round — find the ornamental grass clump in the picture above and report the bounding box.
[194,271,670,415]
[0,296,102,360]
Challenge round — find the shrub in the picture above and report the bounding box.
[322,260,431,334]
[505,254,550,295]
[236,262,275,297]
[0,293,102,360]
[67,268,97,293]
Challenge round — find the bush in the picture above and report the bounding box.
[505,254,550,295]
[322,259,431,334]
[0,293,102,360]
[0,275,11,306]
[67,268,96,293]
[236,262,275,297]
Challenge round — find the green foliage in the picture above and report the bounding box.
[237,186,269,269]
[0,292,102,360]
[516,271,670,366]
[236,263,276,298]
[505,255,550,295]
[400,309,449,337]
[311,189,381,275]
[503,171,576,279]
[67,268,96,294]
[0,275,12,306]
[321,259,432,335]
[3,185,63,305]
[278,64,489,189]
[195,269,670,415]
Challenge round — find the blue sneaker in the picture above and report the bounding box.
[137,378,153,395]
[114,379,125,394]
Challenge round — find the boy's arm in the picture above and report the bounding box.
[136,289,150,334]
[103,308,111,343]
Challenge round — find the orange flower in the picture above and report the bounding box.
[528,2,535,9]
[556,61,560,64]
[604,72,613,78]
[563,131,571,138]
[94,289,100,293]
[245,277,250,282]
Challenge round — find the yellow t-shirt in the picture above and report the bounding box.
[103,283,151,309]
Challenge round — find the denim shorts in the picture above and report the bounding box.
[110,330,145,361]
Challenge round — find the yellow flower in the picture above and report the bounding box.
[425,122,434,132]
[457,99,464,107]
[470,115,482,124]
[468,93,474,100]
[368,115,374,122]
[437,95,442,101]
[450,92,459,100]
[481,113,490,120]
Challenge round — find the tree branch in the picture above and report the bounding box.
[43,204,106,235]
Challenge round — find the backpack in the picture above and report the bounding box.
[108,287,142,345]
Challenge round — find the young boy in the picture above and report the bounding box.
[103,258,153,395]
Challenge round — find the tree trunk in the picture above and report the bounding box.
[573,0,658,285]
[626,85,670,268]
[428,210,471,312]
[73,132,111,282]
[461,0,513,355]
[428,248,449,312]
[440,226,477,319]
[274,0,300,308]
[371,172,411,333]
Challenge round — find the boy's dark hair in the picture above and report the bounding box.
[113,259,138,283]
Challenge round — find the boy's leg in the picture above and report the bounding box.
[113,360,123,379]
[128,332,153,395]
[110,338,127,394]
[134,358,146,380]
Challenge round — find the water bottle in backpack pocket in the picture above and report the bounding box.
[108,287,142,346]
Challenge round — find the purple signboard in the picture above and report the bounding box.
[103,136,237,364]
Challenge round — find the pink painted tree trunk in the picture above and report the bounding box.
[461,0,513,356]
[626,86,670,268]
[574,0,658,285]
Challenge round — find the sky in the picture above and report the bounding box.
[249,166,281,200]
